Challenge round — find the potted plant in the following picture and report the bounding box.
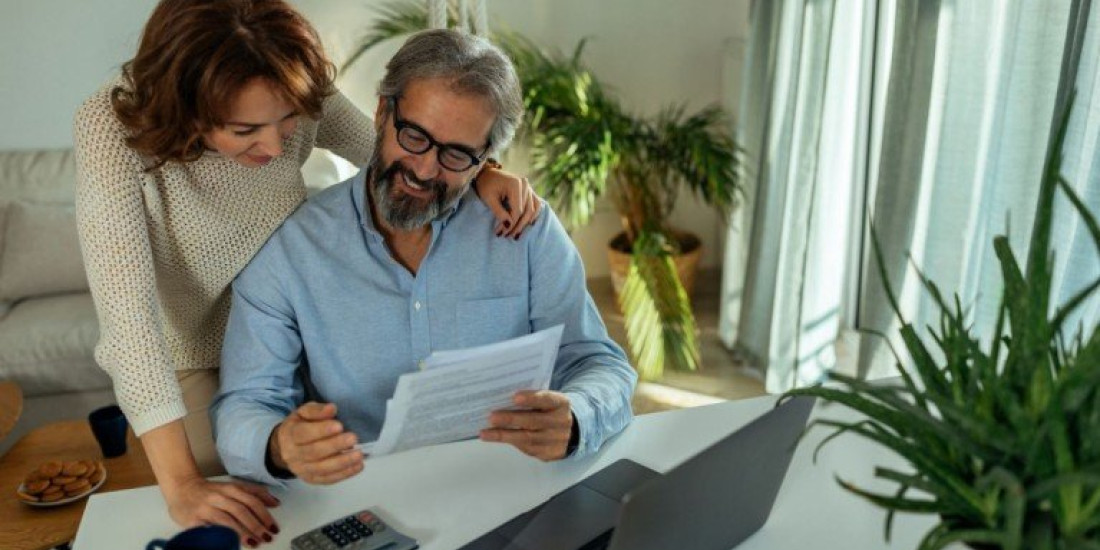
[343,2,745,380]
[785,102,1099,549]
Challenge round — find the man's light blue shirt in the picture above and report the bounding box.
[211,173,637,485]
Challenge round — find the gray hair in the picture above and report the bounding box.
[378,29,523,155]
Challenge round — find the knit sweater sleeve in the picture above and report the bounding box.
[73,87,187,436]
[313,90,375,167]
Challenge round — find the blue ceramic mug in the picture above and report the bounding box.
[146,525,240,550]
[88,404,128,458]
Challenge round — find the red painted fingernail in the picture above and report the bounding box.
[504,220,511,228]
[271,524,280,534]
[262,533,272,543]
[514,233,521,240]
[247,539,258,548]
[496,230,502,237]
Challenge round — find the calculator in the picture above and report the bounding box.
[291,508,419,550]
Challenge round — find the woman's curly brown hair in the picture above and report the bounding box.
[111,0,335,169]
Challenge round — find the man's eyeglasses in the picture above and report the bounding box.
[387,96,490,172]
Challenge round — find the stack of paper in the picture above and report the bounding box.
[358,325,564,456]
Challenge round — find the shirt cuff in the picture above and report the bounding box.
[127,400,189,437]
[564,390,596,458]
[219,412,289,488]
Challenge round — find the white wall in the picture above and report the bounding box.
[0,0,750,277]
[0,0,158,150]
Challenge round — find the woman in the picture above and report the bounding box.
[73,0,539,547]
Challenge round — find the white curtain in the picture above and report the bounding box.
[858,0,1099,377]
[720,0,873,392]
[721,0,1099,391]
[1052,1,1100,337]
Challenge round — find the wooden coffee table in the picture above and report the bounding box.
[0,420,156,550]
[0,381,23,441]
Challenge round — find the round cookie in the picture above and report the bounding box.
[64,479,91,493]
[40,491,65,503]
[38,461,63,479]
[79,460,98,478]
[26,479,50,495]
[42,484,64,496]
[63,461,90,477]
[52,475,78,485]
[17,488,39,502]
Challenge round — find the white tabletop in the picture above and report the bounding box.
[74,394,953,550]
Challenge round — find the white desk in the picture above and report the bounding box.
[74,395,955,549]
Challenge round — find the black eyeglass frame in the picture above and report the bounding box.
[386,96,491,172]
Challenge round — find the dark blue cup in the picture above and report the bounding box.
[146,525,240,550]
[87,405,128,458]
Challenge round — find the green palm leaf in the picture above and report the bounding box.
[340,2,434,74]
[618,230,700,379]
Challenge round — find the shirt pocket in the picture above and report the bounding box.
[455,295,530,348]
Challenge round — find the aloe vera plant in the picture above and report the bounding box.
[785,100,1100,550]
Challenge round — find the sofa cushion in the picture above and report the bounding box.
[0,149,77,204]
[0,292,110,397]
[0,200,88,301]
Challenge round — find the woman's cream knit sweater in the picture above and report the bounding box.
[73,79,374,435]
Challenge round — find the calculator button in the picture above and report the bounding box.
[356,525,372,536]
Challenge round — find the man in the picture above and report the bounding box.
[210,29,637,486]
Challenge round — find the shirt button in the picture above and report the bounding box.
[414,301,422,311]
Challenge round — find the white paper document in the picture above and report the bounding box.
[358,325,564,456]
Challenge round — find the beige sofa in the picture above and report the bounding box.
[0,149,114,452]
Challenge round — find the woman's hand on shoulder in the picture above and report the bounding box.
[474,165,543,239]
[163,476,281,548]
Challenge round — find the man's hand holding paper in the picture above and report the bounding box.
[360,326,565,457]
[481,390,576,461]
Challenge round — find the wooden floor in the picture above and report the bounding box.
[586,268,767,415]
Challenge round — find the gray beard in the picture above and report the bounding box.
[367,150,468,231]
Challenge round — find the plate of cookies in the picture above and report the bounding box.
[17,459,107,506]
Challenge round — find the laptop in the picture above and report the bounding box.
[458,396,816,550]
